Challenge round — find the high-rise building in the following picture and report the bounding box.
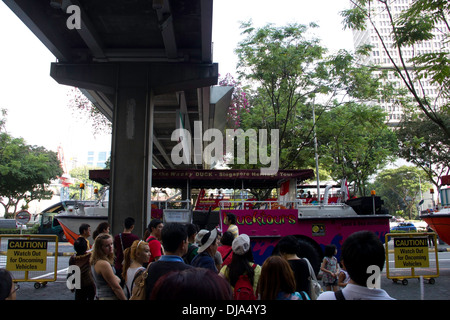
[87,150,110,168]
[350,0,449,125]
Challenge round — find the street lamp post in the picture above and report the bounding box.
[417,174,423,212]
[312,102,320,203]
[408,171,423,213]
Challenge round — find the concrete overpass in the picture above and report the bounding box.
[3,0,233,236]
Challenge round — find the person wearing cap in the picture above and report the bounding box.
[219,234,261,296]
[191,228,219,272]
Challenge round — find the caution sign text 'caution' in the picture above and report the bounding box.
[6,239,48,271]
[394,237,429,268]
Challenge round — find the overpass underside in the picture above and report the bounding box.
[3,0,232,236]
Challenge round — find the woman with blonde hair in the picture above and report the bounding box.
[258,255,310,300]
[90,233,127,300]
[122,240,151,298]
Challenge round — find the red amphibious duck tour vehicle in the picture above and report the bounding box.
[69,169,392,266]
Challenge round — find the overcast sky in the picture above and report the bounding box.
[0,0,354,164]
[212,0,354,76]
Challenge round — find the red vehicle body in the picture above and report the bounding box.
[188,169,390,264]
[420,176,450,245]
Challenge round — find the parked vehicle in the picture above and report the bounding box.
[38,210,65,241]
[54,197,107,245]
[0,218,18,229]
[421,182,450,245]
[390,222,417,232]
[38,200,97,242]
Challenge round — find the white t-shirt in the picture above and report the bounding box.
[317,283,395,300]
[126,266,145,295]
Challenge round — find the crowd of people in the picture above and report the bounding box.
[0,215,394,301]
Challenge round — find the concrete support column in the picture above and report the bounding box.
[109,63,151,238]
[50,61,218,238]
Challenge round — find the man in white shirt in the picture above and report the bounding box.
[318,231,395,300]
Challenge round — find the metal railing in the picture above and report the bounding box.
[218,200,349,210]
[151,199,191,210]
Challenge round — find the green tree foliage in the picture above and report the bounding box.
[341,0,450,137]
[68,165,103,200]
[0,110,63,217]
[395,0,450,93]
[326,49,405,104]
[235,21,329,171]
[318,103,398,196]
[233,21,400,195]
[397,111,450,189]
[371,166,431,219]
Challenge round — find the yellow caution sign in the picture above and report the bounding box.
[6,239,48,271]
[394,237,429,268]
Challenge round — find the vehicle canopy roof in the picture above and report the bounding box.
[89,169,314,189]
